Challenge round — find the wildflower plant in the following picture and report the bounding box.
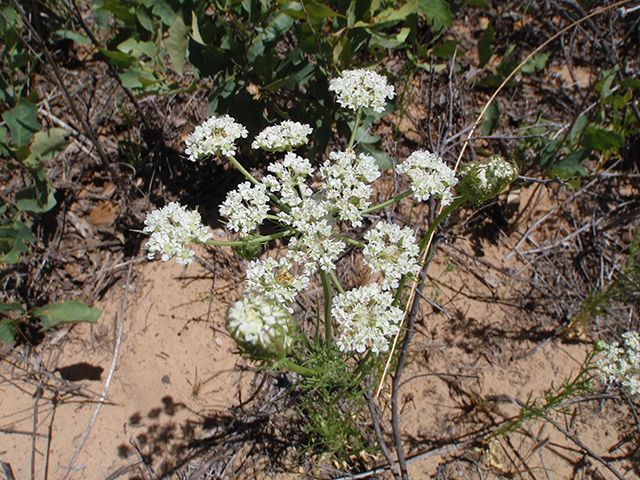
[143,68,519,459]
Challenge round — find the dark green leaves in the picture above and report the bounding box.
[581,127,624,152]
[166,16,189,77]
[0,300,101,344]
[477,22,495,68]
[32,300,102,333]
[2,100,41,146]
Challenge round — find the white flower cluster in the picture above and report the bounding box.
[144,202,212,265]
[397,150,458,205]
[252,121,313,152]
[596,331,640,395]
[219,182,270,236]
[185,115,248,161]
[458,155,519,204]
[319,150,381,227]
[263,152,315,206]
[363,222,420,290]
[226,293,296,357]
[334,283,403,354]
[329,69,395,113]
[245,257,310,307]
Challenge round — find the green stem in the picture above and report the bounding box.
[419,196,467,255]
[348,108,363,149]
[361,190,413,215]
[280,358,319,377]
[203,229,294,247]
[332,233,365,249]
[329,270,346,295]
[320,270,333,347]
[227,154,290,213]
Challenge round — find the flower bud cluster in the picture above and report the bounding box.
[457,155,519,204]
[329,69,395,113]
[596,331,640,395]
[226,293,296,357]
[144,202,212,265]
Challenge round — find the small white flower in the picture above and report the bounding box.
[219,182,270,236]
[252,121,313,152]
[397,150,458,205]
[263,152,315,206]
[596,331,640,395]
[245,257,310,306]
[319,150,381,227]
[226,293,296,357]
[334,283,403,354]
[329,69,395,113]
[144,202,212,265]
[363,222,420,290]
[458,155,519,204]
[185,115,248,161]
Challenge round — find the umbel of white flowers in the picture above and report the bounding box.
[596,331,640,395]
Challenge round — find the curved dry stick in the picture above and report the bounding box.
[60,264,132,480]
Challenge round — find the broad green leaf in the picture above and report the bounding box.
[30,128,68,158]
[521,52,550,74]
[581,127,624,151]
[15,182,57,214]
[0,318,19,344]
[191,11,205,45]
[0,303,26,314]
[374,2,417,24]
[166,16,189,77]
[430,39,465,59]
[2,100,41,146]
[53,29,91,45]
[302,0,341,27]
[477,22,495,68]
[151,0,177,26]
[98,48,138,69]
[548,149,589,178]
[32,299,102,333]
[417,0,452,26]
[0,221,36,264]
[137,6,155,32]
[97,2,136,24]
[481,102,499,136]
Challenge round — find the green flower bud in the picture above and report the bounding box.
[457,155,519,205]
[226,293,296,359]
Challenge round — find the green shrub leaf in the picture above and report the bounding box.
[417,0,452,27]
[0,318,19,344]
[31,299,102,333]
[30,128,68,158]
[581,127,624,151]
[477,22,495,68]
[2,100,41,146]
[166,15,189,77]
